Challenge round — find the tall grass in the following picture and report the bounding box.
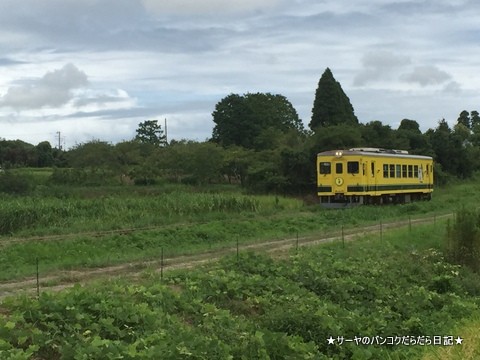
[0,192,269,235]
[446,207,480,273]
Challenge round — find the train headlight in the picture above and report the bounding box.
[335,151,343,157]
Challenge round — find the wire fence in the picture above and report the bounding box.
[8,212,453,300]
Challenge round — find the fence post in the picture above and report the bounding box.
[380,220,383,241]
[160,247,164,281]
[36,257,40,299]
[236,237,239,263]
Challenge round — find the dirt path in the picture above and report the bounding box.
[0,213,452,300]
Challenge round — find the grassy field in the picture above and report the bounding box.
[1,178,480,282]
[1,177,480,358]
[1,222,479,359]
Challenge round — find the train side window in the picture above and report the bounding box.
[319,162,331,174]
[347,161,359,174]
[402,165,407,178]
[336,163,343,174]
[408,165,413,178]
[371,162,375,176]
[389,164,395,178]
[383,164,389,178]
[414,165,419,178]
[396,164,401,178]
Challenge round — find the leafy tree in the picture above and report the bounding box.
[428,119,453,173]
[113,140,161,184]
[52,147,68,168]
[245,150,287,193]
[185,142,225,184]
[67,140,118,171]
[396,119,433,155]
[312,124,363,152]
[279,147,314,194]
[468,111,480,147]
[211,93,303,150]
[359,121,396,149]
[457,110,471,130]
[452,124,475,178]
[135,120,166,147]
[427,119,474,178]
[157,141,225,185]
[471,110,480,129]
[0,140,37,168]
[36,141,54,167]
[398,119,421,133]
[310,68,358,130]
[222,146,253,186]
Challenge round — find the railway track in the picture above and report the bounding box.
[0,213,453,300]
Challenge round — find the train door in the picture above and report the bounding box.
[423,161,433,188]
[371,160,377,195]
[333,160,346,194]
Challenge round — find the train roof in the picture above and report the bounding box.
[317,148,433,160]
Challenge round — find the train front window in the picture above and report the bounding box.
[336,163,343,174]
[347,161,359,174]
[319,162,331,174]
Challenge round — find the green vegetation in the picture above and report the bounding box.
[2,179,480,282]
[2,68,480,194]
[446,207,480,273]
[1,222,479,359]
[2,68,480,357]
[211,92,304,150]
[310,67,359,130]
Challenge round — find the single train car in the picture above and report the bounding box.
[317,148,433,207]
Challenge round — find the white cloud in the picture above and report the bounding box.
[141,0,282,15]
[0,63,88,109]
[401,65,451,87]
[1,0,480,146]
[354,51,411,86]
[442,81,461,94]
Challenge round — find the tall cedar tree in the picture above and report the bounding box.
[309,68,358,131]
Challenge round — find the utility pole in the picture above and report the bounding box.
[56,131,61,150]
[164,118,168,145]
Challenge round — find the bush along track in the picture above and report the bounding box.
[1,223,479,359]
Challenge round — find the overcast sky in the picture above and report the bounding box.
[0,0,479,148]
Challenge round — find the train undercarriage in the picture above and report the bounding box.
[319,192,432,208]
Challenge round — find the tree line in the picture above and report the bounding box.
[1,68,478,193]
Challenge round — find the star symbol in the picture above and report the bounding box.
[327,336,335,345]
[455,336,463,345]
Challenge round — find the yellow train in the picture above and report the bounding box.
[317,148,433,207]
